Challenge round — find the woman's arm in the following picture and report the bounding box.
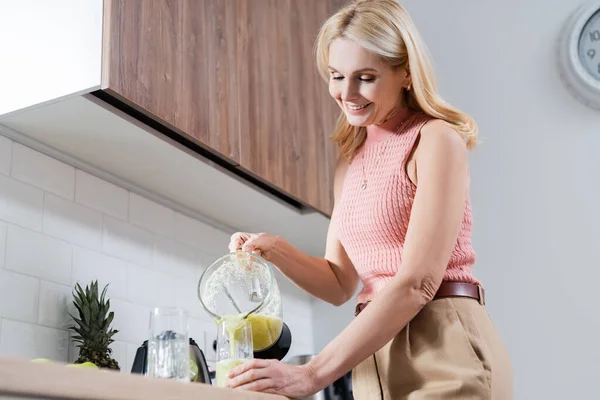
[306,120,470,387]
[230,158,360,306]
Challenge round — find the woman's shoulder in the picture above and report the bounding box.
[416,117,468,161]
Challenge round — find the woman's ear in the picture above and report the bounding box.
[402,63,412,88]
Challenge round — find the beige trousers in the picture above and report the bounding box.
[352,298,513,400]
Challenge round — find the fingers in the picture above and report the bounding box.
[234,378,275,392]
[229,232,275,259]
[228,232,249,252]
[229,359,270,378]
[241,238,262,255]
[226,360,272,389]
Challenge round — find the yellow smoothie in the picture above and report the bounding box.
[219,313,283,352]
[246,314,283,351]
[216,359,244,387]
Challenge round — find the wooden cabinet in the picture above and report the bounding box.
[101,0,346,215]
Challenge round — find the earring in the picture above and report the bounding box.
[407,83,412,91]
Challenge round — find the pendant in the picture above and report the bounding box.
[361,181,367,190]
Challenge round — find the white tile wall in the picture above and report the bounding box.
[43,193,103,250]
[102,216,153,266]
[129,193,174,238]
[11,143,75,200]
[5,224,72,285]
[0,135,315,372]
[0,269,40,323]
[38,280,72,330]
[126,263,176,308]
[153,235,199,279]
[0,221,6,267]
[109,299,153,345]
[75,170,128,221]
[0,174,44,231]
[0,135,11,175]
[0,319,69,362]
[174,212,231,256]
[72,247,128,300]
[174,276,206,320]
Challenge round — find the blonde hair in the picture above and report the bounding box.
[315,0,478,161]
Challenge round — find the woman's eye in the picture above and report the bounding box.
[331,75,344,80]
[360,76,375,82]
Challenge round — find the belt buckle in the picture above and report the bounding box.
[354,300,371,316]
[477,285,485,305]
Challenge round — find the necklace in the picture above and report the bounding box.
[360,116,411,191]
[361,142,388,190]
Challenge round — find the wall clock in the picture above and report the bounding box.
[558,1,600,110]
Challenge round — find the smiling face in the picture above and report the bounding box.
[328,37,410,127]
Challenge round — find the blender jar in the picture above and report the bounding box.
[198,251,292,360]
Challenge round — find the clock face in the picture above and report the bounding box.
[578,8,600,81]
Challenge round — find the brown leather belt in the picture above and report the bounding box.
[354,282,485,316]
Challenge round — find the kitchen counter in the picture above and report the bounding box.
[0,357,287,400]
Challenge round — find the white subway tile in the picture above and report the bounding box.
[109,299,151,345]
[0,270,39,323]
[202,320,218,362]
[109,340,128,372]
[0,221,6,267]
[127,264,176,308]
[0,174,44,231]
[38,280,72,330]
[285,315,314,356]
[103,216,153,266]
[129,193,174,238]
[0,135,11,175]
[5,225,72,285]
[196,251,219,270]
[72,247,128,300]
[174,212,231,255]
[67,333,79,363]
[75,170,128,221]
[281,292,312,320]
[173,277,209,321]
[287,340,314,359]
[0,319,69,362]
[189,317,215,357]
[11,143,75,200]
[153,236,202,279]
[43,194,103,251]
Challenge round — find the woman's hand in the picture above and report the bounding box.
[225,359,321,397]
[228,232,280,260]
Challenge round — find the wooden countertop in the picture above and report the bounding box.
[0,357,288,400]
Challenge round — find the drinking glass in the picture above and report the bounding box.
[215,318,253,387]
[146,307,190,382]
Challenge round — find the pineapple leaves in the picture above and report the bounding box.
[100,284,108,306]
[69,280,120,370]
[105,310,114,329]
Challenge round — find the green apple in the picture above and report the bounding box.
[67,362,98,369]
[31,358,53,363]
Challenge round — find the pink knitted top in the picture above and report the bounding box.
[334,111,479,304]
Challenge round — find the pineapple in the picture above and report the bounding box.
[69,280,120,370]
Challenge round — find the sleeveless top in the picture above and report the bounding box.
[334,111,479,303]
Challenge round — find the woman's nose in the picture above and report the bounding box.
[341,81,359,101]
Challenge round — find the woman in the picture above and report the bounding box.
[225,0,513,398]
